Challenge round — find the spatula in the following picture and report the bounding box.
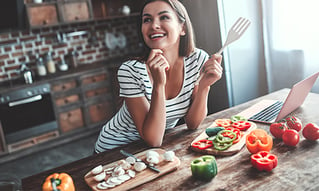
[195,17,251,85]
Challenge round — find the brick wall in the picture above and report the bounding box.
[0,15,143,82]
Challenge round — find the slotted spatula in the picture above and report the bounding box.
[195,17,251,85]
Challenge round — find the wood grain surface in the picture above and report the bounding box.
[84,148,180,191]
[22,89,319,191]
[190,121,257,156]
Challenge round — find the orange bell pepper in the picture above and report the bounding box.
[42,173,75,191]
[246,129,273,154]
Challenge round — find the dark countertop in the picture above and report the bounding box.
[0,58,124,93]
[22,89,319,191]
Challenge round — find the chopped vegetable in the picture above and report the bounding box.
[191,155,218,181]
[163,151,175,162]
[231,115,247,123]
[215,119,232,128]
[192,139,213,150]
[251,151,278,171]
[205,126,225,137]
[91,165,103,175]
[246,129,273,154]
[42,173,75,191]
[232,121,252,131]
[224,127,241,144]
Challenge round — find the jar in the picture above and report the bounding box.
[46,52,56,74]
[36,57,47,76]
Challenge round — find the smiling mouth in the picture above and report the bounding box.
[150,33,166,39]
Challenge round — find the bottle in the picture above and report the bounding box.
[36,56,47,76]
[46,52,56,74]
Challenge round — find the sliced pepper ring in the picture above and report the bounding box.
[212,138,233,151]
[232,121,252,131]
[216,130,236,143]
[225,127,242,144]
[251,151,278,171]
[192,139,213,150]
[215,119,232,128]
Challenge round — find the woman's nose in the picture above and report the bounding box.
[151,19,160,29]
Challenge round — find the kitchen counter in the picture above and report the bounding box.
[0,58,124,93]
[22,89,319,191]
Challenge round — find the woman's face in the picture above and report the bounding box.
[141,1,185,51]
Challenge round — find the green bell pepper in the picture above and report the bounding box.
[191,155,218,181]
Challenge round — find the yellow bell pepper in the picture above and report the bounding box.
[42,173,75,191]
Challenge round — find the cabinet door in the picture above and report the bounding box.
[59,108,84,133]
[59,0,92,22]
[26,3,59,27]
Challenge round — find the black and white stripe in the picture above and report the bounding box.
[95,48,209,153]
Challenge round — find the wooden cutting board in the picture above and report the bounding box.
[84,148,180,191]
[190,121,257,156]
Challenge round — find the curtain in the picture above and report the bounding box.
[262,0,319,93]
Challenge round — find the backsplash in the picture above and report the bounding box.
[0,15,143,82]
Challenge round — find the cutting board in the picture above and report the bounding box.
[84,148,180,191]
[190,121,257,156]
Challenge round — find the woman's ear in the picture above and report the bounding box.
[180,24,186,36]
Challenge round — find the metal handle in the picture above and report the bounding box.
[9,95,42,107]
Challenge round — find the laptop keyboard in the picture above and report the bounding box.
[249,101,284,122]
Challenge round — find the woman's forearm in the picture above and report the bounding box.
[185,85,210,129]
[142,84,167,146]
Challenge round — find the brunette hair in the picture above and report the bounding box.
[137,0,195,61]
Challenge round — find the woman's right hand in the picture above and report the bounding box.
[146,49,169,86]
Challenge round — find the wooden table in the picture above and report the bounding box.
[22,89,319,191]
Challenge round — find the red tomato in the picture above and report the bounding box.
[282,129,300,146]
[302,123,319,141]
[286,116,302,132]
[270,122,288,139]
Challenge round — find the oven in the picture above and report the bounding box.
[0,83,58,145]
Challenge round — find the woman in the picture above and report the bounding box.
[95,0,223,153]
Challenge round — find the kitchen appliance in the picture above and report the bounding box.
[0,83,58,145]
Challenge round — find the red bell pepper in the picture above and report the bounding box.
[192,139,213,150]
[232,121,252,131]
[251,151,278,171]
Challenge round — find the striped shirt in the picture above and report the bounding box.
[95,48,209,153]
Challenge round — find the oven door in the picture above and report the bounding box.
[0,93,57,144]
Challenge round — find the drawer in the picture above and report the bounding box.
[85,87,108,98]
[26,3,59,27]
[52,80,77,92]
[55,94,80,107]
[59,1,91,22]
[88,101,113,124]
[59,108,84,133]
[81,73,107,85]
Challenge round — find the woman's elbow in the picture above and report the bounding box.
[144,137,163,147]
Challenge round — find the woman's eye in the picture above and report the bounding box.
[143,18,151,23]
[160,15,170,20]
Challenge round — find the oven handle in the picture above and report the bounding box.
[9,95,43,107]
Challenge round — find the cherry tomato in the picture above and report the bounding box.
[282,129,300,146]
[302,123,319,141]
[270,122,288,139]
[285,116,302,132]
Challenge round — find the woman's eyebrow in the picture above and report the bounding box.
[142,10,172,17]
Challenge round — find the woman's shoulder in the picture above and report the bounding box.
[185,48,209,61]
[119,59,145,71]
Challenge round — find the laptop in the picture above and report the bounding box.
[236,71,319,124]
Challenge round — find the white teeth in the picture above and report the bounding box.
[150,34,164,39]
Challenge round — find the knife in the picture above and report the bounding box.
[120,150,161,173]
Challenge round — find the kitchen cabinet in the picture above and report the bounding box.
[25,0,93,28]
[80,69,114,126]
[26,2,59,27]
[51,78,84,133]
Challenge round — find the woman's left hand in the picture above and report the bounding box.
[199,54,223,87]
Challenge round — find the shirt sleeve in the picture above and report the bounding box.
[118,60,145,98]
